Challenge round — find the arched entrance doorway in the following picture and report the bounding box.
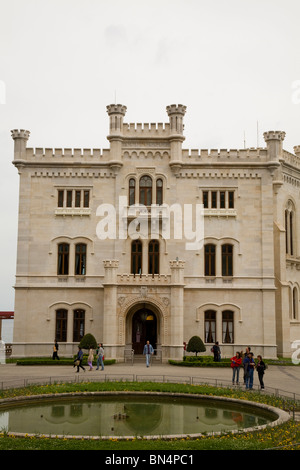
[132,308,157,354]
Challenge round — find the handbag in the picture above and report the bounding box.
[75,360,80,366]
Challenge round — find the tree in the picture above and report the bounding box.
[186,336,206,356]
[79,333,97,350]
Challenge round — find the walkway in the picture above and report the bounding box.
[0,361,299,401]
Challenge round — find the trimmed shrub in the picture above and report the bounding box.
[78,333,98,350]
[186,336,206,356]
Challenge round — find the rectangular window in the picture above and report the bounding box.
[83,190,90,208]
[228,191,234,209]
[211,191,217,208]
[56,309,67,342]
[204,310,216,343]
[57,189,90,209]
[66,190,73,207]
[58,190,64,207]
[75,244,87,275]
[222,310,234,343]
[205,244,216,276]
[220,191,226,209]
[75,190,81,208]
[57,243,69,275]
[73,309,85,342]
[222,244,233,276]
[203,191,209,208]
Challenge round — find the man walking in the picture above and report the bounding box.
[143,340,154,367]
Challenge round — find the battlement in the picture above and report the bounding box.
[181,147,268,162]
[282,149,300,169]
[23,147,110,162]
[122,122,171,138]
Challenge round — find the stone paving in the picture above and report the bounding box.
[0,361,299,400]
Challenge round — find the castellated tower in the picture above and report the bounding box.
[106,104,127,166]
[263,130,286,162]
[166,104,186,169]
[11,129,30,161]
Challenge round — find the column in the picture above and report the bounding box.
[169,260,185,360]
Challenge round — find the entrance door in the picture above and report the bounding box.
[132,308,157,354]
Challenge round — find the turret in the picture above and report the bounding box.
[11,129,30,161]
[293,145,300,157]
[263,130,286,162]
[166,104,186,170]
[106,104,127,167]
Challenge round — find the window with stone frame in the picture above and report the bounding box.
[75,243,87,275]
[55,309,68,342]
[73,309,85,342]
[204,244,216,276]
[204,310,216,343]
[57,243,69,275]
[222,310,234,343]
[131,239,142,275]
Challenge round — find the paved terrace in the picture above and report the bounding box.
[0,361,299,402]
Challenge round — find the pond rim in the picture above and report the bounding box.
[0,391,291,440]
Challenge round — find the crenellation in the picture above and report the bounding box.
[122,121,171,137]
[282,149,300,169]
[181,147,268,163]
[23,147,109,161]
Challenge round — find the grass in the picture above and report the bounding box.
[0,381,299,450]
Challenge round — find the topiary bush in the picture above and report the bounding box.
[186,336,206,356]
[79,333,98,350]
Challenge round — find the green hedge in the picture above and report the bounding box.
[169,359,231,367]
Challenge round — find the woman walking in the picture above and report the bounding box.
[87,347,94,371]
[74,346,86,373]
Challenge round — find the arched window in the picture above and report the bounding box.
[129,178,136,206]
[222,310,234,343]
[139,175,152,206]
[73,309,85,342]
[222,244,233,276]
[75,243,87,275]
[148,240,159,275]
[205,244,216,276]
[131,240,142,275]
[55,309,67,342]
[204,310,216,343]
[285,201,296,256]
[57,243,69,275]
[156,178,163,205]
[292,287,298,320]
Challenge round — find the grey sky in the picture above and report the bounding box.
[0,0,300,309]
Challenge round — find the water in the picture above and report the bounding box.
[0,395,276,437]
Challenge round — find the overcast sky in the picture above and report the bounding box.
[0,0,300,310]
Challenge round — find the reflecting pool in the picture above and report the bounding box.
[0,395,278,438]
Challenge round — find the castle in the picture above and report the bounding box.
[11,103,300,360]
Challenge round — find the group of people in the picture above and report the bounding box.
[230,347,266,390]
[73,343,105,373]
[52,340,105,373]
[53,339,154,371]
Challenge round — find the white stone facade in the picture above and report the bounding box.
[11,104,300,360]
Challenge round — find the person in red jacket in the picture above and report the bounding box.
[231,351,242,385]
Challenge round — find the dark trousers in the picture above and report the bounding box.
[258,372,264,389]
